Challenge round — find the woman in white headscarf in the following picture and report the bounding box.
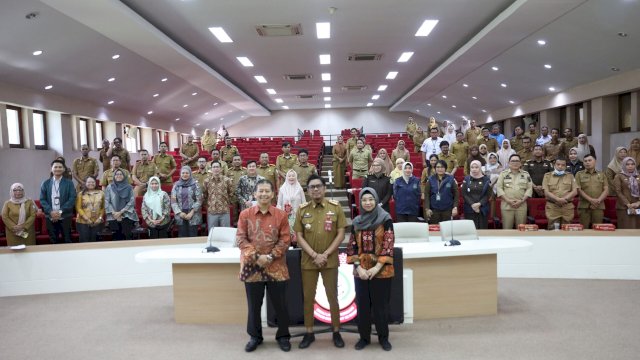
[142,176,171,238]
[443,123,457,145]
[497,139,516,170]
[277,169,306,246]
[2,183,37,246]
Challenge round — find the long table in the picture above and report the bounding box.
[135,238,532,324]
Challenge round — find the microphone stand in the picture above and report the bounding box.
[205,227,220,253]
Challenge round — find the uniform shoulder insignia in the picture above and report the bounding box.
[328,199,340,206]
[299,201,310,208]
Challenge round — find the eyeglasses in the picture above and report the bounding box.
[510,160,521,163]
[308,184,324,190]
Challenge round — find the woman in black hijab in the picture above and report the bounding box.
[346,188,395,351]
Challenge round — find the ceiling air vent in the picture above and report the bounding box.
[341,85,368,91]
[348,53,383,61]
[296,94,316,99]
[255,24,303,37]
[284,74,313,80]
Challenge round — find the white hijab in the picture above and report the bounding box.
[278,169,305,212]
[443,124,457,145]
[576,134,590,160]
[497,139,516,168]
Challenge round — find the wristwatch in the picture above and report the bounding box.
[266,254,274,262]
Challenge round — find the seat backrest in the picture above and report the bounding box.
[207,227,238,248]
[393,222,429,242]
[439,219,478,241]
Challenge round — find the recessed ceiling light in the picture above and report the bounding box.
[220,118,224,121]
[282,106,289,110]
[266,88,276,95]
[112,54,120,60]
[325,104,331,108]
[472,96,478,100]
[397,52,414,62]
[415,20,439,37]
[147,111,153,115]
[153,93,159,97]
[451,105,456,108]
[195,123,200,126]
[437,111,441,114]
[372,94,380,100]
[321,73,331,81]
[236,57,254,67]
[175,118,180,121]
[427,103,431,106]
[618,32,628,38]
[319,54,331,65]
[416,109,420,112]
[213,102,218,106]
[509,100,515,104]
[254,75,267,83]
[386,71,398,79]
[183,104,189,108]
[463,83,469,87]
[491,66,499,71]
[204,112,209,115]
[161,78,168,82]
[324,97,331,101]
[275,98,283,103]
[44,85,53,90]
[611,67,620,72]
[107,77,115,82]
[323,86,331,93]
[500,83,507,88]
[442,95,447,99]
[544,64,552,69]
[32,50,43,56]
[107,100,114,105]
[537,39,546,46]
[367,103,374,107]
[548,87,556,92]
[377,85,388,91]
[208,27,233,43]
[316,22,330,39]
[481,109,487,113]
[192,92,198,96]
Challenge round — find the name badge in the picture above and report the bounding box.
[54,197,60,206]
[436,193,441,201]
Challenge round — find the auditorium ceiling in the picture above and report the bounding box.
[0,0,639,128]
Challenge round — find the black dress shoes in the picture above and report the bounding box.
[332,332,345,348]
[244,337,262,352]
[354,338,370,350]
[298,333,315,349]
[380,338,392,351]
[277,338,291,352]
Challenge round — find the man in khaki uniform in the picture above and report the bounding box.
[405,116,417,137]
[206,149,228,176]
[527,123,539,144]
[292,150,317,191]
[98,139,111,172]
[543,128,562,162]
[510,126,525,153]
[131,149,158,196]
[256,152,277,188]
[101,155,132,190]
[192,158,210,189]
[559,128,578,158]
[465,119,482,146]
[496,154,533,229]
[348,139,373,179]
[438,141,458,174]
[294,175,346,349]
[517,136,534,162]
[180,135,200,167]
[346,128,359,157]
[276,142,298,186]
[542,157,578,229]
[477,128,498,153]
[451,132,469,168]
[574,154,608,228]
[220,137,240,165]
[153,142,177,185]
[227,155,248,225]
[72,144,99,192]
[106,137,131,170]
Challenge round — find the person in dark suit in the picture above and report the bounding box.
[39,159,77,243]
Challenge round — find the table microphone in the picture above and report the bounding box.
[444,215,461,247]
[205,227,220,253]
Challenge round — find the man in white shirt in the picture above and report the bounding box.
[536,126,552,146]
[421,127,443,166]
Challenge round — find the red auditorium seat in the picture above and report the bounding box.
[350,188,362,219]
[603,196,618,227]
[351,177,363,189]
[161,184,173,194]
[526,198,548,229]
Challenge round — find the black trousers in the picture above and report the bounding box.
[76,223,103,242]
[46,217,72,244]
[178,222,198,237]
[465,211,488,229]
[108,218,134,240]
[429,209,453,224]
[148,222,171,239]
[244,281,290,341]
[355,277,392,342]
[396,214,419,222]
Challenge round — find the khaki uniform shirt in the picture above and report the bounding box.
[517,148,534,163]
[101,168,133,187]
[292,163,317,190]
[220,145,240,164]
[294,199,346,270]
[180,142,199,167]
[257,164,277,187]
[465,127,482,146]
[477,137,498,153]
[439,152,458,173]
[526,131,539,143]
[542,173,577,206]
[559,138,579,158]
[510,135,524,153]
[346,137,358,156]
[227,166,248,201]
[496,170,533,202]
[412,133,427,151]
[72,157,99,183]
[574,169,606,209]
[276,154,298,178]
[451,141,469,167]
[543,141,562,161]
[99,148,110,172]
[205,160,228,176]
[111,148,131,169]
[192,169,210,189]
[132,161,157,184]
[152,153,177,184]
[406,122,417,137]
[349,148,373,171]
